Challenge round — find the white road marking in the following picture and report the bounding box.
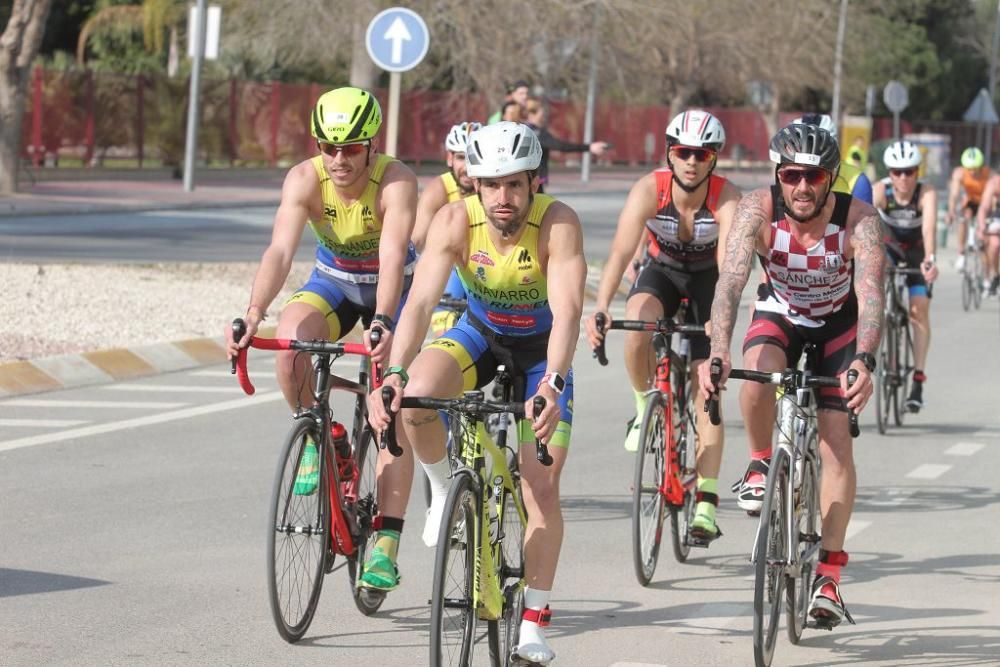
[906,463,952,480]
[100,384,243,393]
[0,391,283,452]
[0,418,89,427]
[661,602,748,634]
[2,398,187,409]
[945,442,985,456]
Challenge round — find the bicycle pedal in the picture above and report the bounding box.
[745,510,761,518]
[807,617,838,631]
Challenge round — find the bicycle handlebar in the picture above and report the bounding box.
[437,297,468,311]
[592,313,704,367]
[378,389,553,466]
[704,356,861,435]
[230,317,375,395]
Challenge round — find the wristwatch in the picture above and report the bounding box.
[385,365,408,387]
[371,313,395,331]
[539,372,566,395]
[853,352,876,373]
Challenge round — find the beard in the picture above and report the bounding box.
[487,199,531,238]
[784,191,828,223]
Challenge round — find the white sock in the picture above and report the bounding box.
[421,456,451,547]
[421,456,452,498]
[517,587,554,663]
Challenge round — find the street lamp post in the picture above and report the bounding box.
[831,0,849,129]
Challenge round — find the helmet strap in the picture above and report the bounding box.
[668,155,714,194]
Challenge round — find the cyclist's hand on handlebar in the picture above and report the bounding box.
[225,313,260,360]
[526,385,560,445]
[365,323,393,365]
[367,374,404,435]
[842,360,873,412]
[921,257,939,283]
[584,309,610,350]
[698,354,731,402]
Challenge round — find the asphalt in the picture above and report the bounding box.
[0,165,654,397]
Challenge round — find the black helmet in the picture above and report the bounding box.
[769,123,840,175]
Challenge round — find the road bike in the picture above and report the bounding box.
[382,385,551,666]
[592,306,707,586]
[707,349,859,667]
[874,263,924,434]
[231,319,399,642]
[960,235,985,311]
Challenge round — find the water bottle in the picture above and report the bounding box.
[331,421,351,460]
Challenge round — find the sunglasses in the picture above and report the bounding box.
[318,141,369,158]
[776,167,830,186]
[890,168,916,177]
[669,146,716,162]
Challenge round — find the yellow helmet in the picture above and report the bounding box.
[311,87,382,143]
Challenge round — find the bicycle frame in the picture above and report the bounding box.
[233,332,377,559]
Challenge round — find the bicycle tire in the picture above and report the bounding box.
[962,271,973,311]
[973,254,984,309]
[786,442,820,645]
[430,470,479,667]
[669,359,695,563]
[267,417,329,643]
[348,420,386,616]
[753,448,789,667]
[488,484,526,666]
[632,391,667,586]
[891,303,905,427]
[875,320,894,435]
[897,314,913,425]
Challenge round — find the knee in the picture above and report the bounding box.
[523,477,560,513]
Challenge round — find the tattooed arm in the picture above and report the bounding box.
[709,188,769,361]
[850,207,886,357]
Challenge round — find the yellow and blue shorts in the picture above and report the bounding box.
[426,315,573,447]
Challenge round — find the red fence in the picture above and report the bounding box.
[19,67,994,169]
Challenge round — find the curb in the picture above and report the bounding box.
[0,265,627,398]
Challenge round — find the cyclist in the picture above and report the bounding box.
[873,140,938,412]
[792,113,873,205]
[975,170,1000,295]
[946,147,991,271]
[224,86,419,594]
[700,123,886,627]
[413,122,481,335]
[584,109,741,544]
[367,121,585,665]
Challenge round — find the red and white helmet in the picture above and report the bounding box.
[665,110,726,151]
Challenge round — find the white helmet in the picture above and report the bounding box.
[792,113,837,140]
[445,121,482,153]
[883,140,922,169]
[466,121,542,178]
[665,110,726,151]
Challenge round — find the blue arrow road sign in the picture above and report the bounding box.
[365,8,429,73]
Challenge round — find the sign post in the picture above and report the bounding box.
[883,80,908,140]
[365,8,429,157]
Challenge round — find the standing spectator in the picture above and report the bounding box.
[525,98,608,193]
[488,79,531,124]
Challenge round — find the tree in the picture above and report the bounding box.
[0,0,54,194]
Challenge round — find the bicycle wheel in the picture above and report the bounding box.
[875,321,895,435]
[973,254,984,310]
[430,470,479,667]
[961,270,973,311]
[267,418,329,643]
[347,418,386,616]
[786,441,820,645]
[899,317,914,423]
[488,484,526,667]
[669,360,696,563]
[753,449,789,667]
[632,391,667,586]
[891,307,906,427]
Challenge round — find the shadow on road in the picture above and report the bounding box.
[0,567,110,598]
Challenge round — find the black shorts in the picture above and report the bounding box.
[885,233,931,296]
[627,259,715,361]
[742,296,856,411]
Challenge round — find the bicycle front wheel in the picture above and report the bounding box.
[786,445,820,645]
[669,360,696,563]
[267,418,329,643]
[753,449,789,667]
[875,323,894,435]
[488,483,526,667]
[348,420,386,616]
[430,470,479,667]
[632,391,667,586]
[962,271,973,311]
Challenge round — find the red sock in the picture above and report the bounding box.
[817,549,848,583]
[747,447,772,484]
